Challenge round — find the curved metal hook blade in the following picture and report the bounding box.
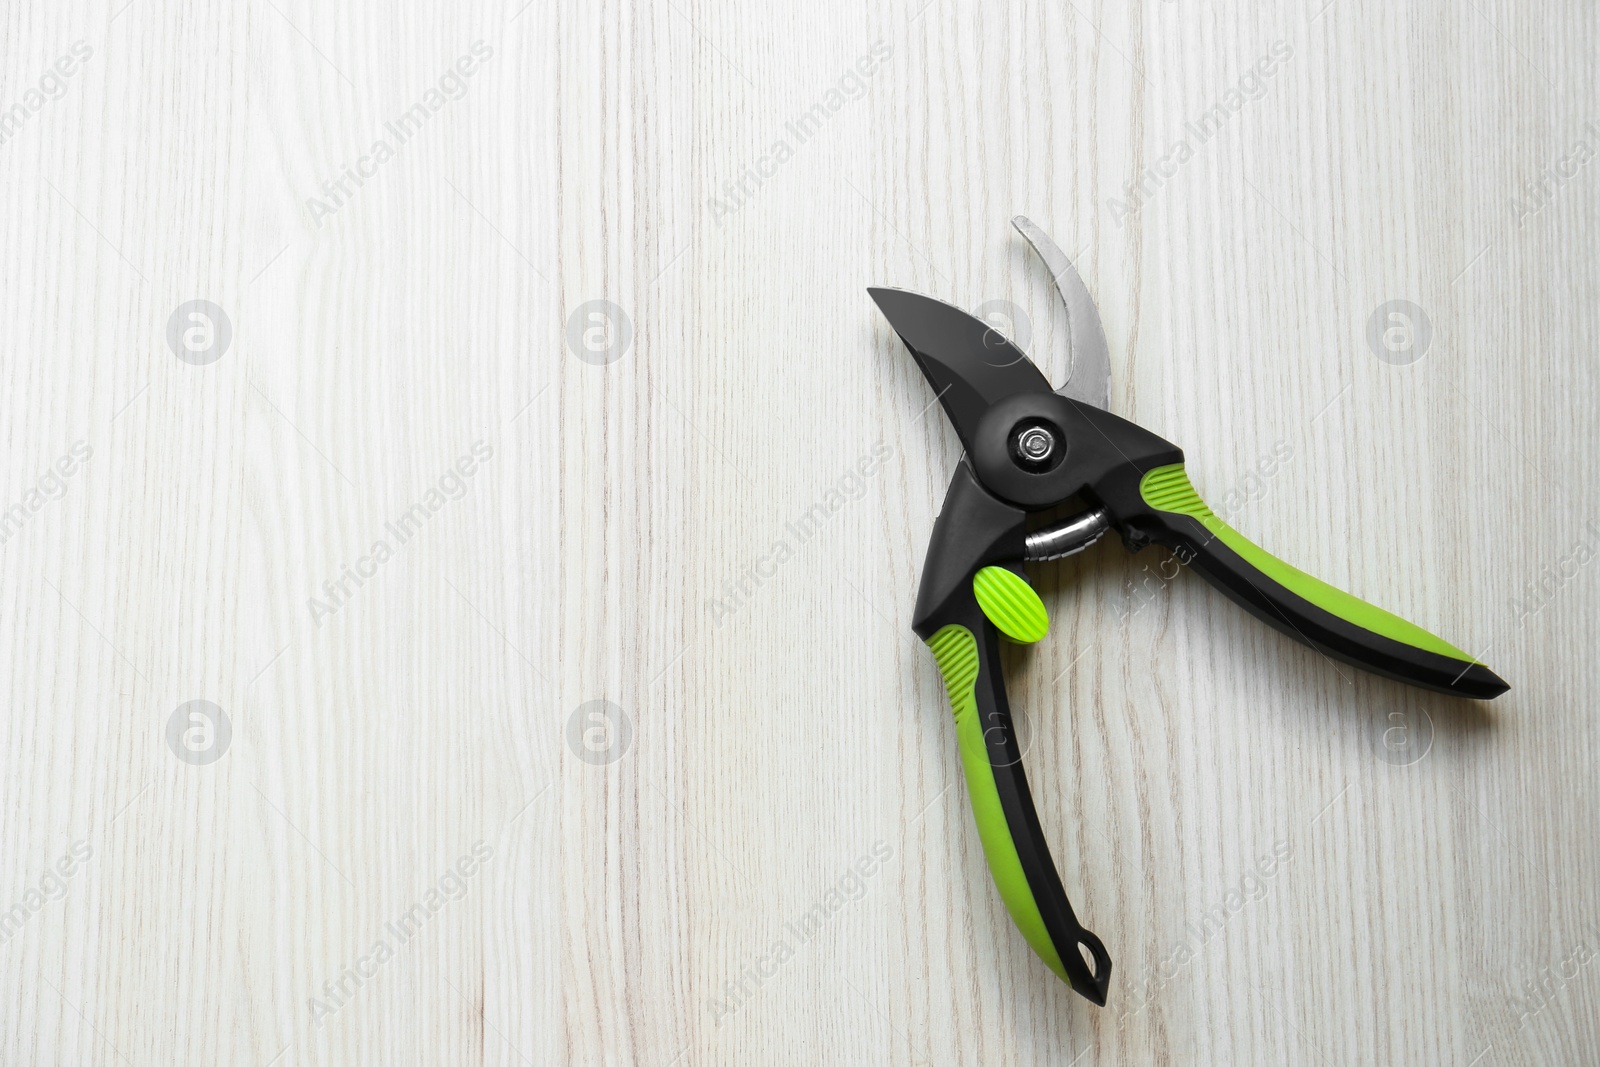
[1012,216,1111,412]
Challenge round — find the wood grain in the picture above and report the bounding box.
[1,0,1596,1062]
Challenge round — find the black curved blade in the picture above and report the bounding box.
[868,287,1053,452]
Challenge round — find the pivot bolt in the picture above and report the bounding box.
[1013,425,1057,468]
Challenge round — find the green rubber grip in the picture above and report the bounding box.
[908,469,1110,1001]
[1138,463,1508,697]
[926,624,1069,983]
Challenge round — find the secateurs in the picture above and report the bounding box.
[869,217,1508,1006]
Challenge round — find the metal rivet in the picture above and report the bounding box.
[1016,426,1055,464]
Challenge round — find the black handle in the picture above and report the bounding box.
[913,467,1112,1003]
[924,593,1112,1004]
[1132,464,1508,699]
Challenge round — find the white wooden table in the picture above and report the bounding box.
[2,1,1596,1063]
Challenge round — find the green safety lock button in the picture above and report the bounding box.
[973,566,1049,643]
